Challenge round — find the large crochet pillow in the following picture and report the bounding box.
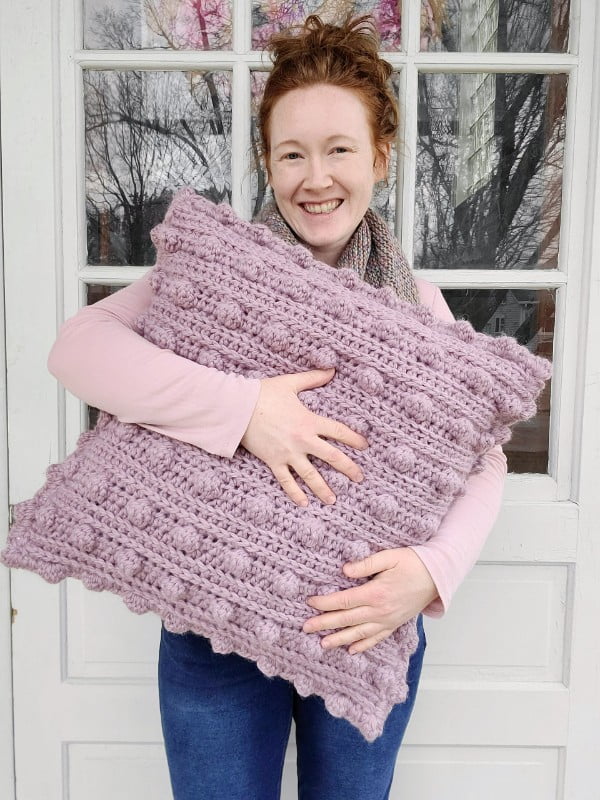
[1,188,552,742]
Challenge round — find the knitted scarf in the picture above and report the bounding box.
[255,200,421,304]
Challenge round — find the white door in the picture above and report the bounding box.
[1,1,599,798]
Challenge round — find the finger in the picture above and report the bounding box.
[303,608,370,635]
[307,437,365,485]
[307,585,373,612]
[290,367,336,393]
[343,550,395,578]
[290,456,338,505]
[348,630,391,654]
[317,415,369,452]
[269,463,309,508]
[321,623,381,650]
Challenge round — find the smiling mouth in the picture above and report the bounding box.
[301,200,343,215]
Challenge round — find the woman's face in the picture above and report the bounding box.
[267,83,390,267]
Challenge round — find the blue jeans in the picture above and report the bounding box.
[158,615,426,800]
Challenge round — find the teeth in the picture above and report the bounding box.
[302,200,342,214]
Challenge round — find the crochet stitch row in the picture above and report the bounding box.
[0,188,552,741]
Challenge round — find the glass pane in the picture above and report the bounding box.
[421,0,569,53]
[414,72,567,270]
[85,70,232,266]
[252,1,402,51]
[84,284,553,473]
[84,0,232,50]
[85,284,124,429]
[249,70,398,230]
[443,287,554,473]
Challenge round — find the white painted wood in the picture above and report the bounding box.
[66,582,160,680]
[424,564,569,682]
[394,746,560,799]
[74,51,579,71]
[562,1,600,795]
[0,52,16,799]
[67,743,172,799]
[1,0,599,798]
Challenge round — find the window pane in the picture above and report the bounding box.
[421,0,569,53]
[442,287,554,473]
[252,1,402,50]
[249,70,398,229]
[84,0,232,50]
[85,70,232,266]
[85,284,123,429]
[85,284,553,473]
[414,72,567,270]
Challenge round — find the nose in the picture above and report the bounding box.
[302,157,333,190]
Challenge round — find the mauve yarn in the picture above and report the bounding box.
[0,188,552,741]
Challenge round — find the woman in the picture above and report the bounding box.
[47,15,507,800]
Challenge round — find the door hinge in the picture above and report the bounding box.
[11,607,17,624]
[9,504,15,527]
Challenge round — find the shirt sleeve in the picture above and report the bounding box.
[46,269,262,459]
[407,284,508,618]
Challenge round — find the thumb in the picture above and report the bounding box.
[291,367,336,393]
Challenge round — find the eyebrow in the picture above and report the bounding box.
[273,135,359,151]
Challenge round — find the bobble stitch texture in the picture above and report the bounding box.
[0,188,552,745]
[125,498,153,528]
[171,525,201,556]
[71,524,98,553]
[356,366,384,395]
[386,445,416,473]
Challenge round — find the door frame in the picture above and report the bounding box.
[562,3,600,790]
[0,69,17,800]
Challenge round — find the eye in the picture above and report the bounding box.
[332,146,349,154]
[283,152,301,160]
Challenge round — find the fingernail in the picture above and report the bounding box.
[325,495,336,505]
[298,498,308,507]
[354,472,364,482]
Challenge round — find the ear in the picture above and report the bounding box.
[261,150,273,187]
[374,142,392,182]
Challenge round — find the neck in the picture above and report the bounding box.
[307,243,344,267]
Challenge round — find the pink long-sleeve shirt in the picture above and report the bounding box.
[47,270,507,618]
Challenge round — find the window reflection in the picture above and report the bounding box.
[442,287,554,474]
[85,284,553,475]
[85,70,232,266]
[421,0,570,53]
[252,1,402,50]
[415,72,567,270]
[85,284,124,429]
[84,0,233,50]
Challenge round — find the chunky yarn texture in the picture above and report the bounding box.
[0,188,552,742]
[256,199,421,304]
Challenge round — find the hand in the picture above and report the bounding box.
[302,547,439,654]
[240,367,369,507]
